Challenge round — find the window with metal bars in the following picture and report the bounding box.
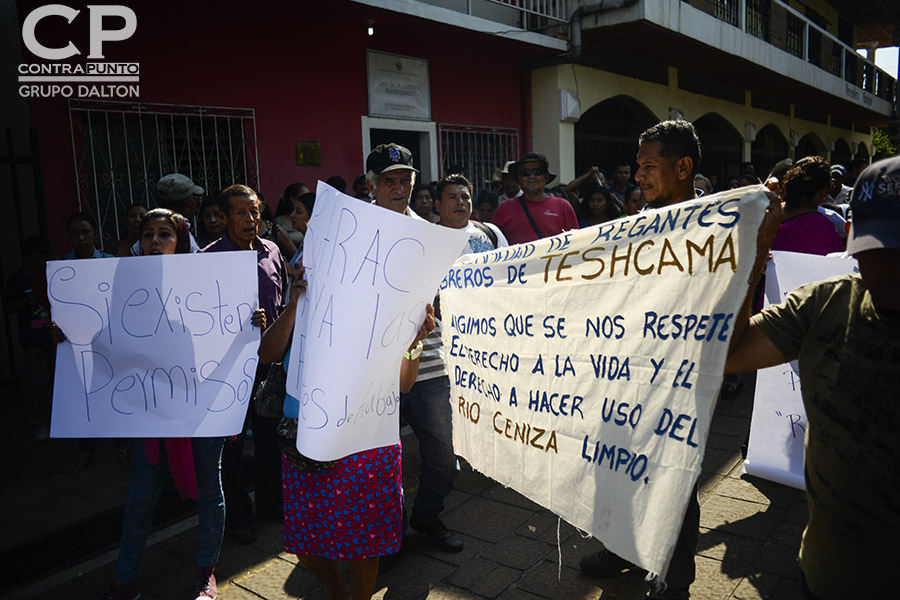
[828,41,842,76]
[786,14,804,58]
[438,124,519,194]
[714,0,738,27]
[844,49,857,84]
[862,62,873,92]
[745,0,769,41]
[807,27,822,67]
[68,100,259,246]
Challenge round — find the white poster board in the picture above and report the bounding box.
[366,50,431,120]
[441,188,769,580]
[742,251,858,489]
[48,252,260,438]
[285,183,468,461]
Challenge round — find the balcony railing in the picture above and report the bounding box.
[491,0,573,21]
[681,0,896,105]
[417,0,895,110]
[432,0,573,30]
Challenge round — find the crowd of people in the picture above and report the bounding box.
[6,119,896,600]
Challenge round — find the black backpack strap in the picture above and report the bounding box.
[519,196,544,239]
[472,220,499,248]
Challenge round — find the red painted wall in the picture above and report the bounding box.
[18,0,553,254]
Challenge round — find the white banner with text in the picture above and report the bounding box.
[743,251,857,489]
[286,183,469,461]
[441,188,768,580]
[49,252,260,438]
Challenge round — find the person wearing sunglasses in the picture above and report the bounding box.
[490,151,578,245]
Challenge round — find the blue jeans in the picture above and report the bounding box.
[116,437,225,583]
[400,375,458,524]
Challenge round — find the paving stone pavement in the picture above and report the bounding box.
[38,374,807,599]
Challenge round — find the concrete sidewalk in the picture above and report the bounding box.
[33,375,807,600]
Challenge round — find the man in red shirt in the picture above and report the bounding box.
[490,152,578,245]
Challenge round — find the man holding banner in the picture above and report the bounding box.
[442,120,777,597]
[578,120,705,600]
[726,156,899,600]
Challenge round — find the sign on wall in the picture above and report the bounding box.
[367,50,431,120]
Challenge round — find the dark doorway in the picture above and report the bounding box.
[831,138,852,168]
[751,124,790,178]
[369,129,423,176]
[795,133,826,160]
[575,95,657,181]
[694,113,743,185]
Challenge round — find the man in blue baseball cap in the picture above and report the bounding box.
[364,143,465,554]
[827,163,851,209]
[726,155,900,599]
[365,143,420,214]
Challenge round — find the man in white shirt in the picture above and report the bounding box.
[435,173,508,253]
[827,164,852,208]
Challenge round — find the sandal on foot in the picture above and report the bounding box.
[580,548,638,578]
[69,452,93,472]
[116,448,133,467]
[721,380,744,399]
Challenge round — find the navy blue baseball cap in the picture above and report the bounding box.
[366,143,418,176]
[846,156,900,254]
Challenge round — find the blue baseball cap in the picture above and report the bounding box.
[846,156,900,254]
[366,143,418,176]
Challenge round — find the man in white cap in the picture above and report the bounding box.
[827,164,851,206]
[484,167,503,196]
[726,155,900,600]
[497,160,520,203]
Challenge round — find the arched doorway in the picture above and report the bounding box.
[855,141,870,161]
[831,138,852,167]
[751,124,789,178]
[574,95,657,181]
[693,113,743,187]
[794,133,826,160]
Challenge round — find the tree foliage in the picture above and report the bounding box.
[872,127,898,160]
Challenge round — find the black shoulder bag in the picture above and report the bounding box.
[472,220,499,248]
[519,197,544,239]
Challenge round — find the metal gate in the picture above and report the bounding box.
[438,123,519,194]
[1,127,46,381]
[68,100,259,246]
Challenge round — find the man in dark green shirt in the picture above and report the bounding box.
[726,156,899,599]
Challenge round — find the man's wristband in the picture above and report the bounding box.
[404,340,424,361]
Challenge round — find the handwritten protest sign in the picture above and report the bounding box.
[286,183,469,461]
[48,252,260,438]
[743,251,857,490]
[441,188,768,580]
